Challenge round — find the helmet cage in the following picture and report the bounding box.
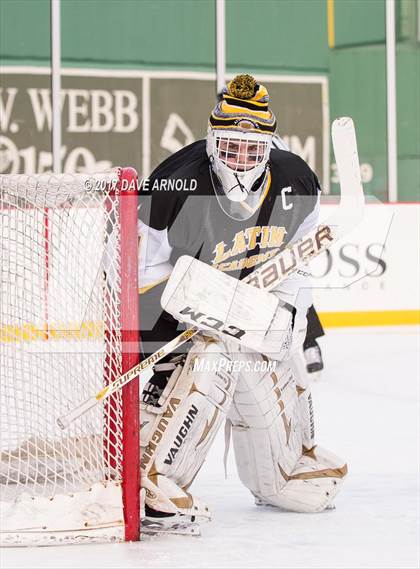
[207,128,272,202]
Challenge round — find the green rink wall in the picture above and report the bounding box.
[0,0,419,201]
[329,43,420,201]
[0,0,327,71]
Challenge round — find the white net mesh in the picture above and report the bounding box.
[0,171,134,544]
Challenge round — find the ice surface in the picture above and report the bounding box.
[2,326,419,569]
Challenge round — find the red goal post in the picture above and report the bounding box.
[0,167,140,545]
[119,167,141,542]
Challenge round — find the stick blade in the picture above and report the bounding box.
[331,117,365,234]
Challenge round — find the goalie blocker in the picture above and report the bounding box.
[161,254,313,360]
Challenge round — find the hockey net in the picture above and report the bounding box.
[0,168,140,545]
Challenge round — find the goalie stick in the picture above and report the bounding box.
[57,117,364,429]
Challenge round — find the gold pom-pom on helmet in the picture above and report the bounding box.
[227,74,257,100]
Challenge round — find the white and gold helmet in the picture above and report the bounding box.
[207,75,276,207]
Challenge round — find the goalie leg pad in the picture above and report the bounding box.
[227,356,303,498]
[228,354,347,512]
[140,336,239,516]
[267,445,348,513]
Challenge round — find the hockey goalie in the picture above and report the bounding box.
[138,75,348,534]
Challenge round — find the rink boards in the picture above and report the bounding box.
[312,202,420,326]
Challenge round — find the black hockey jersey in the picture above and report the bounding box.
[138,140,320,355]
[139,140,320,280]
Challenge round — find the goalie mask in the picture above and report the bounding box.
[207,75,276,220]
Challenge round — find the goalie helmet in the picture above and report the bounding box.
[207,74,276,219]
